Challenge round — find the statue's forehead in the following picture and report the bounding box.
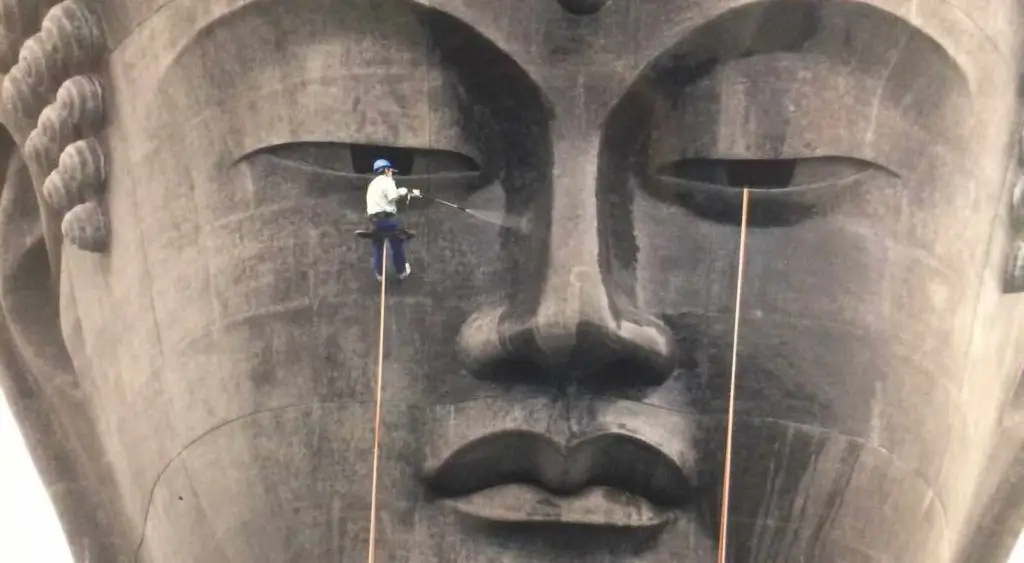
[103,0,1013,114]
[103,0,1013,61]
[416,0,1012,69]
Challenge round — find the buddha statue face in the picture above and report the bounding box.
[1,0,1023,561]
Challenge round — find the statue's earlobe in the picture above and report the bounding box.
[2,0,110,262]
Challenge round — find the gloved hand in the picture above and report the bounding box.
[410,189,423,198]
[396,187,409,197]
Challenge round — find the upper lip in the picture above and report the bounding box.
[421,395,697,509]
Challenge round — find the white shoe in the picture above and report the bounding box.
[399,263,412,279]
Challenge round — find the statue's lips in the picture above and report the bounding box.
[440,484,670,528]
[422,431,692,528]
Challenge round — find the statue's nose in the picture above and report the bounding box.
[457,272,676,387]
[457,135,675,387]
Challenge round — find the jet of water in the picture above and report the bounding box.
[428,197,530,233]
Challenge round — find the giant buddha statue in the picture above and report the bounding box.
[1,0,1023,561]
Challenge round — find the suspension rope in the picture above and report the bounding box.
[367,241,388,563]
[717,188,750,563]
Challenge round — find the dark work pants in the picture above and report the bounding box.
[370,217,407,277]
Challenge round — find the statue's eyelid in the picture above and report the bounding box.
[640,157,897,227]
[238,143,483,177]
[653,157,896,189]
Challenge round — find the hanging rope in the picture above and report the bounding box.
[717,188,750,563]
[367,241,388,563]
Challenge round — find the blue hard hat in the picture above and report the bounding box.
[372,159,393,173]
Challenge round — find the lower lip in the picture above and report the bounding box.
[440,483,671,528]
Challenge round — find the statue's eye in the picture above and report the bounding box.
[350,144,481,176]
[647,156,893,227]
[252,142,481,177]
[655,156,871,190]
[240,142,486,205]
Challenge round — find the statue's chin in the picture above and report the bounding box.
[440,483,672,528]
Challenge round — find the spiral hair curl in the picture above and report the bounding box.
[0,0,108,252]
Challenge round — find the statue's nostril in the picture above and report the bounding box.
[557,0,610,16]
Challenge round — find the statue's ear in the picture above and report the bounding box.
[0,129,125,561]
[955,136,1024,560]
[950,119,1024,561]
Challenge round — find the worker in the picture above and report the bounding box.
[365,158,420,281]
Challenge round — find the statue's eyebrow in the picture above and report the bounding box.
[422,8,553,119]
[631,3,968,98]
[158,1,433,95]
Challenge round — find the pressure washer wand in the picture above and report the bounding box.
[399,190,460,209]
[402,191,467,211]
[427,196,468,212]
[419,194,518,230]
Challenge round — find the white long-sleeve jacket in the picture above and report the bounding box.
[365,175,404,216]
